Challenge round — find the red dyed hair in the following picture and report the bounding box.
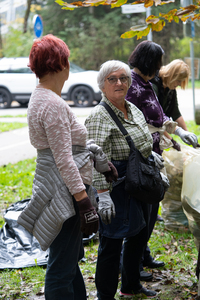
[28,34,70,78]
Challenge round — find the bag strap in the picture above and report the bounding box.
[99,101,135,149]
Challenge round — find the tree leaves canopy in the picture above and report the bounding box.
[56,0,200,39]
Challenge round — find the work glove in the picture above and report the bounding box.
[77,197,99,235]
[87,140,118,182]
[151,151,164,169]
[171,138,181,151]
[175,127,198,148]
[160,173,170,191]
[87,139,110,173]
[98,191,116,225]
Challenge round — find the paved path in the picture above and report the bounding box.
[0,89,200,166]
[0,105,93,166]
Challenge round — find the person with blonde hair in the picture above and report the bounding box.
[151,59,198,150]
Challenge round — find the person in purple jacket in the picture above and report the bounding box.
[126,40,197,282]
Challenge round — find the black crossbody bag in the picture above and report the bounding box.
[99,101,165,204]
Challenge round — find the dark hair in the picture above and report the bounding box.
[28,34,70,78]
[128,41,164,77]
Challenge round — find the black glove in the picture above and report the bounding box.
[77,197,99,235]
[171,138,181,151]
[103,161,118,183]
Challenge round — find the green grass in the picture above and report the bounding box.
[0,114,27,118]
[0,122,27,133]
[0,158,36,227]
[0,120,199,299]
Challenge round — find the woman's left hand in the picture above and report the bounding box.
[97,191,116,224]
[175,127,198,148]
[151,151,164,169]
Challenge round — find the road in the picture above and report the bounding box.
[0,89,200,167]
[0,102,94,166]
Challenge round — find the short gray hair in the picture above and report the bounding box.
[97,60,132,91]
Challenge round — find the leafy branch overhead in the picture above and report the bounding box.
[55,0,200,39]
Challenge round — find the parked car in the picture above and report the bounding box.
[0,57,101,108]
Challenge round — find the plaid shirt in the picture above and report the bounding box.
[85,96,153,190]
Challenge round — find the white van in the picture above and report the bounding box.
[0,57,101,108]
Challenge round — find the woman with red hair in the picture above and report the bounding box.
[17,34,116,300]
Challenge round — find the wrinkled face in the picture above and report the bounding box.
[102,69,129,103]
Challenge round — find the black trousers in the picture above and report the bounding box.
[141,202,159,267]
[95,226,148,300]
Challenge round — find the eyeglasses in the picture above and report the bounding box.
[106,76,129,85]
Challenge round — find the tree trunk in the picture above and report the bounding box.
[23,0,32,33]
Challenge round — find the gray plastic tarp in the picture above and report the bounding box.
[0,199,49,269]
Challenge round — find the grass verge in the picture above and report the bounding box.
[0,122,27,133]
[0,120,199,299]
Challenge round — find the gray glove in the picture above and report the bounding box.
[86,140,110,173]
[175,127,198,148]
[160,173,170,191]
[152,151,164,169]
[98,191,115,225]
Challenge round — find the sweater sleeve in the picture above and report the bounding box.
[42,102,86,196]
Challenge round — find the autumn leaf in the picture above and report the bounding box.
[144,0,154,8]
[130,24,149,31]
[111,0,127,8]
[121,30,139,39]
[158,0,175,5]
[173,15,179,23]
[159,9,177,22]
[136,26,150,39]
[180,15,190,22]
[146,14,160,23]
[191,13,200,20]
[151,19,165,31]
[121,24,150,39]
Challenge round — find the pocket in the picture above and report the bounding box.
[139,162,157,191]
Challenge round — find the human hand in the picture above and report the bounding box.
[87,140,110,173]
[98,191,115,225]
[103,161,118,183]
[160,173,170,191]
[77,197,99,235]
[151,151,164,169]
[175,127,198,148]
[171,138,181,151]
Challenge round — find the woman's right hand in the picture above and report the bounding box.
[76,196,99,235]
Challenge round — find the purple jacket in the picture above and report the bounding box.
[126,71,170,154]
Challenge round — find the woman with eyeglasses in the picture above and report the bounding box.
[85,60,161,299]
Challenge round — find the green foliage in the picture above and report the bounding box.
[0,145,199,299]
[0,114,27,118]
[60,9,136,69]
[0,122,27,133]
[40,1,137,69]
[0,158,36,209]
[2,27,34,57]
[0,266,46,298]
